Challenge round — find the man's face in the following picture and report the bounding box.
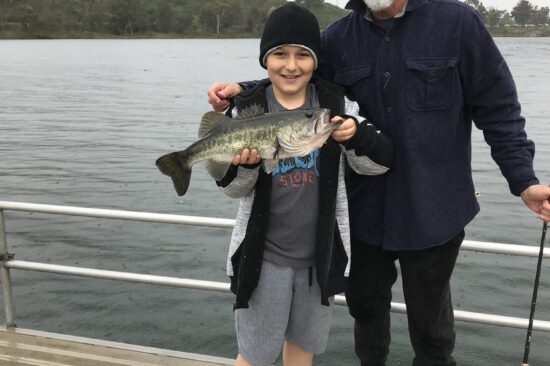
[363,0,394,12]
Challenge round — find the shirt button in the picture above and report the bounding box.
[384,71,391,78]
[386,107,392,113]
[385,36,391,42]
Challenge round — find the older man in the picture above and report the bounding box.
[208,1,550,365]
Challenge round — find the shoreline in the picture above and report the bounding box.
[1,26,549,40]
[488,25,550,37]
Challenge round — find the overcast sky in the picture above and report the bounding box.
[324,0,550,12]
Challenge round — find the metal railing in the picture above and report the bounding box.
[1,200,549,333]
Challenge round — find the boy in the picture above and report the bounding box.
[218,3,393,366]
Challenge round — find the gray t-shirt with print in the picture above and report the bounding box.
[263,84,321,268]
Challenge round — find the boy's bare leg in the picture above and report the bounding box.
[282,341,313,366]
[236,353,279,366]
[236,354,254,366]
[235,342,312,365]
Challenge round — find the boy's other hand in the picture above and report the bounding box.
[330,116,357,142]
[232,148,261,166]
[207,82,242,112]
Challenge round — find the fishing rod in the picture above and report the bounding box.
[521,208,548,366]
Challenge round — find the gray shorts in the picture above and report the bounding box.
[235,260,333,366]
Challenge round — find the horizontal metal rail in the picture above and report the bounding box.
[461,240,548,257]
[5,260,231,293]
[0,201,235,228]
[0,201,547,257]
[1,200,549,334]
[4,259,550,333]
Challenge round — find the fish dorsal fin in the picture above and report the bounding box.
[205,160,231,180]
[234,104,265,120]
[199,112,231,138]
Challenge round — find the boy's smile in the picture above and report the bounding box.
[265,45,315,109]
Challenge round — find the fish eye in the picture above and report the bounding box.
[305,111,313,118]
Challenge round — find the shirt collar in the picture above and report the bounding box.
[346,0,427,15]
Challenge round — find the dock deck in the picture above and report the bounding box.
[2,201,550,365]
[0,328,233,366]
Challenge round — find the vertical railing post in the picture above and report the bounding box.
[0,209,16,328]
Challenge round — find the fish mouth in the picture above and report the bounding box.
[315,108,336,134]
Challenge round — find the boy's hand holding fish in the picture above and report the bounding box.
[330,116,357,142]
[232,149,261,166]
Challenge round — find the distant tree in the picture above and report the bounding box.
[133,1,157,33]
[244,1,285,35]
[0,0,357,38]
[531,6,549,25]
[55,0,87,33]
[157,1,173,33]
[244,6,262,34]
[30,3,62,35]
[477,2,488,22]
[511,0,535,26]
[11,2,37,32]
[464,0,488,22]
[500,11,516,26]
[199,0,231,34]
[309,1,347,29]
[224,2,246,33]
[109,0,152,35]
[485,7,506,27]
[1,0,15,31]
[297,0,324,9]
[171,5,194,34]
[83,0,111,33]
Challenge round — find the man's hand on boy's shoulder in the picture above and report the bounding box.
[208,82,242,112]
[330,116,357,143]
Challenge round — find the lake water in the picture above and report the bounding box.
[0,38,549,365]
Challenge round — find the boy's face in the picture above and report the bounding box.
[265,45,315,99]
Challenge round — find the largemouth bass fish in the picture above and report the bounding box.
[156,105,339,196]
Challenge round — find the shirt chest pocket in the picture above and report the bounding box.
[405,58,457,112]
[333,65,372,102]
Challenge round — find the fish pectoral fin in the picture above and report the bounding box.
[205,160,231,180]
[263,159,279,174]
[277,134,311,157]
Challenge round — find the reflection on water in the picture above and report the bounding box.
[0,38,549,365]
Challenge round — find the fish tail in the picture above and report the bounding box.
[155,152,192,196]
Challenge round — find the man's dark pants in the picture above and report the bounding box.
[345,231,464,366]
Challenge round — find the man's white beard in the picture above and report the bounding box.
[363,0,394,12]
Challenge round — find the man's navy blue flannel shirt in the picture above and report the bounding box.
[320,0,539,250]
